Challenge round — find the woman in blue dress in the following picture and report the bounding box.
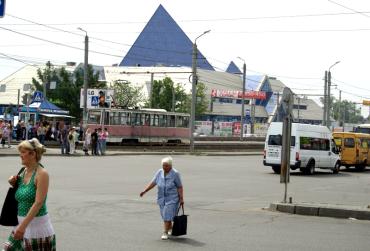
[140,156,184,240]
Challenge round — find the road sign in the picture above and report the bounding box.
[0,0,6,18]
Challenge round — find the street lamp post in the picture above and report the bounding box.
[78,27,89,129]
[327,61,340,128]
[237,57,246,141]
[190,30,210,152]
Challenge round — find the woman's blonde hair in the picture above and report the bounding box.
[17,138,46,162]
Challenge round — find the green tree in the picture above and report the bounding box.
[112,80,147,108]
[327,97,364,124]
[31,62,106,119]
[150,77,188,112]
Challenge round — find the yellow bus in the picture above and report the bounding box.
[333,132,370,171]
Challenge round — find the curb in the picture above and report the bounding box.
[0,151,263,157]
[269,202,370,221]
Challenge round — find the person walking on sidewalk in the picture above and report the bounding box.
[91,129,98,156]
[83,128,91,156]
[140,156,184,240]
[3,138,56,250]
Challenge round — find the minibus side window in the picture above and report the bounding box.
[344,138,355,148]
[268,135,295,146]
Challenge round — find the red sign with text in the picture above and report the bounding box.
[211,89,266,100]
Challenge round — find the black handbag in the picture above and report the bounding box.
[172,204,188,236]
[0,167,25,226]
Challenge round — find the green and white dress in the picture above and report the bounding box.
[3,168,56,251]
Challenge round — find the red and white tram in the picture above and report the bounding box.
[87,108,190,144]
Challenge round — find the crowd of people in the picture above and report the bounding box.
[0,118,109,156]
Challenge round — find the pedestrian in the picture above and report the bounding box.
[83,128,91,156]
[59,124,68,155]
[97,128,103,155]
[68,127,76,154]
[101,128,109,155]
[1,124,11,148]
[140,156,184,240]
[16,120,22,141]
[2,138,56,250]
[91,129,98,156]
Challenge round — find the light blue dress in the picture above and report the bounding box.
[151,168,182,221]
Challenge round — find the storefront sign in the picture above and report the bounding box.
[211,89,266,100]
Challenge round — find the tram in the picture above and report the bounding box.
[86,108,190,144]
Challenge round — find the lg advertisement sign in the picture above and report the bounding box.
[80,89,114,109]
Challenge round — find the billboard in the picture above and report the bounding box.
[363,100,370,106]
[80,89,114,109]
[211,89,266,100]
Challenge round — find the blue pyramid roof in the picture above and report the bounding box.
[120,5,214,70]
[226,61,242,74]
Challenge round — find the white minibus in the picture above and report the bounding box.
[263,122,341,174]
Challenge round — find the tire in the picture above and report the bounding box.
[355,165,365,172]
[332,161,340,174]
[272,166,281,174]
[305,160,315,175]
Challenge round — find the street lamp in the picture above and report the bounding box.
[327,61,340,128]
[190,30,211,152]
[237,57,246,141]
[78,27,89,129]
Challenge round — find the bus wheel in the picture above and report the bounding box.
[305,161,315,175]
[272,166,281,174]
[355,165,365,171]
[332,161,340,174]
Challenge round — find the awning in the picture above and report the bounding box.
[39,113,75,118]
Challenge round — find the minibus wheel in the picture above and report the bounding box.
[332,161,340,174]
[306,160,315,175]
[272,166,281,174]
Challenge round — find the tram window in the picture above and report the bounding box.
[120,112,130,125]
[168,115,175,127]
[176,116,189,128]
[88,111,101,124]
[152,114,159,126]
[132,113,142,125]
[104,112,109,125]
[110,112,120,125]
[144,114,150,126]
[159,115,167,127]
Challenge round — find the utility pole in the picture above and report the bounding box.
[17,89,20,112]
[251,98,255,134]
[172,83,175,112]
[338,90,343,131]
[44,61,50,99]
[78,28,89,129]
[297,96,300,122]
[327,71,331,128]
[238,57,246,140]
[327,61,340,129]
[190,30,210,152]
[323,71,327,126]
[150,73,154,108]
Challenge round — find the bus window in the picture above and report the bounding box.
[88,111,101,124]
[344,138,355,148]
[360,138,368,148]
[334,137,342,147]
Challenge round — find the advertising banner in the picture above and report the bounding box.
[80,89,114,109]
[211,89,266,100]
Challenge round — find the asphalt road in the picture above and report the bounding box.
[0,155,370,251]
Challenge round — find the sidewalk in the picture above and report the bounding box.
[0,145,263,157]
[269,202,370,221]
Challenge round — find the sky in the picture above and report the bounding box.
[1,0,370,116]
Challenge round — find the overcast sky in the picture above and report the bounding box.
[1,0,370,115]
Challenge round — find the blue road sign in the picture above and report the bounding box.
[0,0,6,18]
[91,96,99,106]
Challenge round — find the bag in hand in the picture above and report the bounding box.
[171,204,188,236]
[0,168,25,226]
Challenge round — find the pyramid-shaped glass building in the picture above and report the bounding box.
[120,5,214,70]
